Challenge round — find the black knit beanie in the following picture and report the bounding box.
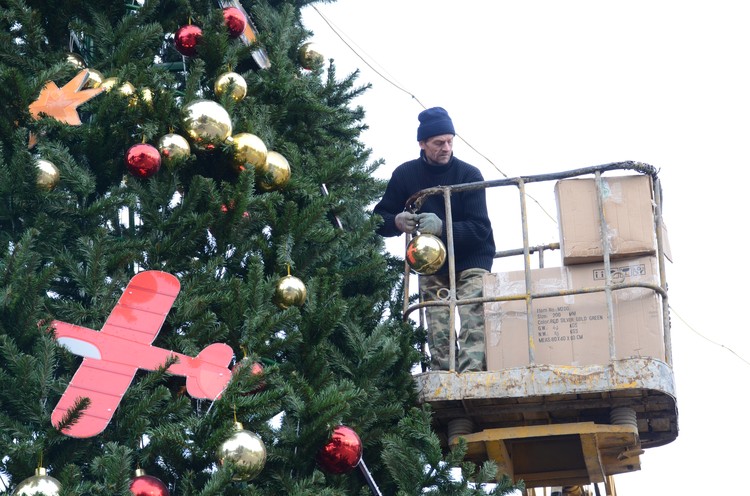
[417,107,455,141]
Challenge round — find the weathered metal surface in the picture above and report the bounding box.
[415,358,675,401]
[415,357,677,449]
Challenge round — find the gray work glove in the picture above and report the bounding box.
[416,212,443,236]
[395,211,419,233]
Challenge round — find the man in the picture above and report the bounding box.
[374,107,495,372]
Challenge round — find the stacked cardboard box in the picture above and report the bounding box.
[484,174,668,370]
[555,175,658,265]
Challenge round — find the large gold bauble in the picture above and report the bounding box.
[214,71,247,102]
[101,77,119,92]
[135,87,154,107]
[157,133,191,169]
[12,468,61,496]
[182,99,233,151]
[406,234,447,275]
[273,274,307,309]
[217,422,267,481]
[298,42,324,70]
[258,151,291,191]
[118,81,135,97]
[231,132,267,172]
[36,159,60,191]
[83,69,104,89]
[65,52,85,69]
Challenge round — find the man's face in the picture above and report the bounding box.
[419,134,454,165]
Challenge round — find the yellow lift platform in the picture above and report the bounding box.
[404,162,677,492]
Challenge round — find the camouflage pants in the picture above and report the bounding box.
[419,268,487,372]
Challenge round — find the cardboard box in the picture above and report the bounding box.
[484,256,665,369]
[555,175,658,265]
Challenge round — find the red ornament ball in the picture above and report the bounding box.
[316,425,363,474]
[175,24,203,57]
[130,473,169,496]
[232,358,265,393]
[125,143,161,179]
[223,7,247,38]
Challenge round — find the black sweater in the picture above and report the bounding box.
[373,153,496,274]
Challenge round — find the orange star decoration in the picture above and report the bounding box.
[29,69,103,126]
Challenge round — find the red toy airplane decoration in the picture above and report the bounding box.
[51,271,234,438]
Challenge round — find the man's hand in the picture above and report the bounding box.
[416,213,442,236]
[395,212,419,233]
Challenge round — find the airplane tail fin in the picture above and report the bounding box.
[185,343,234,400]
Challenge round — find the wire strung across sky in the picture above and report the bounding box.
[309,5,507,179]
[309,5,750,369]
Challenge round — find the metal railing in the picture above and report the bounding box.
[402,161,671,372]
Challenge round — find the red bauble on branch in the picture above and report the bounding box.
[223,7,247,38]
[316,425,363,474]
[125,143,161,179]
[130,469,169,496]
[175,24,203,57]
[232,357,265,394]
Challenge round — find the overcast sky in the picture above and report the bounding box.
[302,2,750,494]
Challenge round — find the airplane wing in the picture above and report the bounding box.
[52,270,180,438]
[51,357,138,438]
[99,271,180,344]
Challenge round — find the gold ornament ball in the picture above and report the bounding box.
[299,42,324,69]
[273,274,307,309]
[66,52,85,69]
[406,233,447,275]
[157,133,191,168]
[231,132,267,172]
[215,71,247,102]
[258,151,291,191]
[118,81,136,97]
[101,77,119,92]
[217,422,267,481]
[182,99,233,151]
[12,468,62,496]
[136,87,154,107]
[36,159,60,191]
[83,69,104,89]
[126,87,153,108]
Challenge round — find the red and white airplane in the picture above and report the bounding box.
[51,271,234,438]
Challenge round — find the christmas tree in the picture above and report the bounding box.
[0,0,522,494]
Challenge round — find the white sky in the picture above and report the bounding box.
[302,1,750,494]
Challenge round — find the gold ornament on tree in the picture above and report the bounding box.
[12,467,61,496]
[406,233,447,275]
[157,133,191,169]
[82,69,104,89]
[130,87,154,108]
[273,268,307,309]
[101,77,119,92]
[65,52,85,69]
[214,71,247,102]
[99,78,136,99]
[217,421,267,481]
[35,159,60,191]
[118,81,135,98]
[231,132,267,172]
[258,150,291,191]
[182,99,233,151]
[298,42,324,70]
